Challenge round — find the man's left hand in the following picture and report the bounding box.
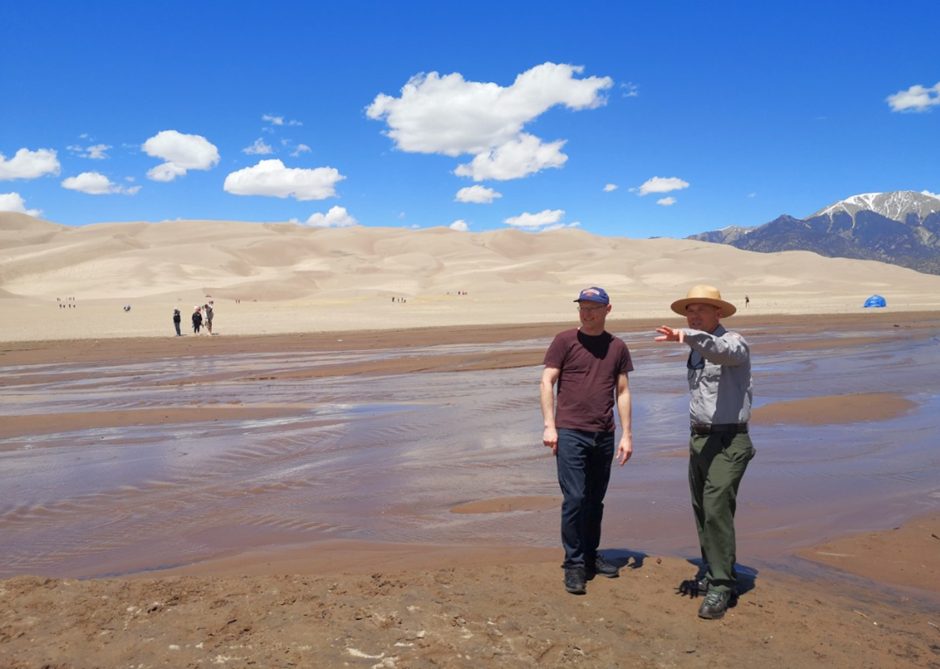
[617,435,633,466]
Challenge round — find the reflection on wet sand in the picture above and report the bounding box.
[1,314,938,583]
[450,496,561,514]
[0,406,316,440]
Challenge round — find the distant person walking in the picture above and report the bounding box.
[541,287,634,595]
[655,285,756,620]
[204,302,214,334]
[192,306,203,334]
[173,309,181,336]
[745,295,750,308]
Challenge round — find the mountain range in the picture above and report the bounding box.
[689,190,940,275]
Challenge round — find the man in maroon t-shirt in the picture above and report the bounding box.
[540,287,634,595]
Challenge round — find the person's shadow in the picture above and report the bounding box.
[596,552,758,605]
[598,548,648,570]
[676,558,758,605]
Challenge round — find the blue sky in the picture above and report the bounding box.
[1,1,938,238]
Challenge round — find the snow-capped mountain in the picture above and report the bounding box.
[811,191,940,223]
[688,191,940,275]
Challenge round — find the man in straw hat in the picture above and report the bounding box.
[655,285,755,619]
[541,287,634,595]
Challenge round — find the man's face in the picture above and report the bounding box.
[578,300,610,328]
[685,303,721,333]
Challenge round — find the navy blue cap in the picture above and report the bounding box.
[574,287,609,305]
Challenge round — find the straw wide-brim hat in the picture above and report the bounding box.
[670,285,737,317]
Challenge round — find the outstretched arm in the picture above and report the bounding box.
[684,330,749,366]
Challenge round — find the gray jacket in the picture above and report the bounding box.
[684,324,752,425]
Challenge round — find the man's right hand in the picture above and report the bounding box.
[655,325,685,343]
[542,427,558,456]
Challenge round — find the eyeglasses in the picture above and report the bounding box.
[577,304,607,313]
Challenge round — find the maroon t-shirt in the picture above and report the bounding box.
[543,328,633,432]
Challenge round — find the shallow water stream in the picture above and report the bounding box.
[1,325,938,579]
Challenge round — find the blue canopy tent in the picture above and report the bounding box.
[863,294,886,308]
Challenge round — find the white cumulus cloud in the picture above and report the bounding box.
[367,62,612,180]
[142,130,220,182]
[603,184,618,192]
[0,148,61,181]
[542,221,581,232]
[504,209,564,229]
[637,176,690,196]
[503,209,579,232]
[85,144,110,159]
[291,143,311,157]
[887,81,940,112]
[304,205,357,227]
[657,197,677,206]
[454,134,567,181]
[61,172,140,195]
[455,185,502,204]
[224,159,345,200]
[68,144,111,159]
[621,82,639,98]
[262,114,301,126]
[243,138,274,155]
[0,192,42,216]
[449,219,469,231]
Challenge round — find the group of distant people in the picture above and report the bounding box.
[390,291,470,304]
[173,302,213,336]
[56,297,77,309]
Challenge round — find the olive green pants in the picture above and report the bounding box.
[689,432,755,593]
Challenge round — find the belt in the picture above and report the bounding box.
[691,423,748,436]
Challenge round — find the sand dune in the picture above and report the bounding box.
[3,213,940,341]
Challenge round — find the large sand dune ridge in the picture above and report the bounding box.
[3,212,940,341]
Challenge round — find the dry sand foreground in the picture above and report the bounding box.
[3,544,939,669]
[5,212,940,341]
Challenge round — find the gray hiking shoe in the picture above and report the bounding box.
[588,554,620,579]
[698,589,731,619]
[564,566,587,595]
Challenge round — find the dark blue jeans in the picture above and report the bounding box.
[556,428,615,568]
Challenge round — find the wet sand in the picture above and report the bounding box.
[2,308,936,364]
[799,514,940,593]
[752,392,919,425]
[2,311,940,667]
